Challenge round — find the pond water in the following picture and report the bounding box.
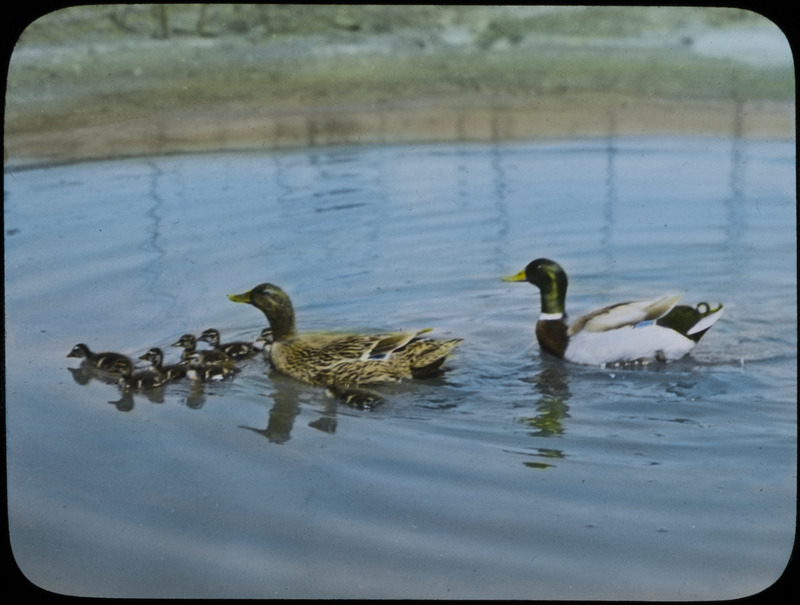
[5,136,796,599]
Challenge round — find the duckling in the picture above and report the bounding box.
[185,360,238,383]
[503,258,724,366]
[253,328,274,352]
[198,328,257,361]
[119,369,170,390]
[171,333,235,367]
[228,283,461,390]
[138,347,187,381]
[67,343,134,376]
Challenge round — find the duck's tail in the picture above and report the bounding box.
[658,302,724,342]
[406,338,463,378]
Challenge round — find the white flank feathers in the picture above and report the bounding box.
[565,323,697,365]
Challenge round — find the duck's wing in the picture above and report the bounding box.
[365,328,434,360]
[568,294,681,336]
[299,329,433,362]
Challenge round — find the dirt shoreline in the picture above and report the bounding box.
[6,94,795,169]
[5,6,795,168]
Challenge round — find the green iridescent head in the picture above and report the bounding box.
[503,258,568,315]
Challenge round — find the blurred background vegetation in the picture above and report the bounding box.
[5,5,794,165]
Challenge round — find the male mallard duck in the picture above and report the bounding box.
[198,328,257,361]
[503,258,724,366]
[171,334,236,367]
[139,347,187,381]
[228,283,461,389]
[67,343,134,376]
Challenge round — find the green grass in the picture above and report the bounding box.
[7,5,792,139]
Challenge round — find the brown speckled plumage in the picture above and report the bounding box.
[198,328,257,361]
[67,343,134,376]
[229,283,461,389]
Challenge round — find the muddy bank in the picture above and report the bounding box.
[8,93,792,168]
[5,6,795,167]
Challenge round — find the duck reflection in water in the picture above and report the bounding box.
[67,361,166,408]
[238,374,355,445]
[519,364,572,437]
[69,356,213,410]
[238,389,303,445]
[517,361,571,469]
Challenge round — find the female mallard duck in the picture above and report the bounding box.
[171,334,236,367]
[67,343,134,376]
[503,258,724,366]
[228,283,461,389]
[139,347,187,381]
[198,328,257,361]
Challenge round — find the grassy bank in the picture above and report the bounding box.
[5,5,794,166]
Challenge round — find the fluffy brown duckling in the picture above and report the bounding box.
[171,333,235,367]
[198,328,257,361]
[118,368,169,390]
[185,360,238,383]
[67,343,134,376]
[138,347,187,381]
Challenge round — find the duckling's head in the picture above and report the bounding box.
[67,343,91,358]
[198,329,221,345]
[252,327,274,352]
[172,334,197,350]
[503,258,568,315]
[256,328,274,344]
[229,283,296,340]
[139,347,164,365]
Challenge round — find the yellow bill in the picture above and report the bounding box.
[228,290,252,303]
[502,270,527,282]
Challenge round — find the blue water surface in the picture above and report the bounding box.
[4,136,796,599]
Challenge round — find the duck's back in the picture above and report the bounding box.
[270,331,460,387]
[568,294,681,336]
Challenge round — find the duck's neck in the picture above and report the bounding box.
[535,282,568,355]
[267,307,297,342]
[538,281,566,318]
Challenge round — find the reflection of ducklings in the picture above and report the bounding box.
[198,328,258,361]
[67,343,134,376]
[172,333,234,366]
[138,347,187,381]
